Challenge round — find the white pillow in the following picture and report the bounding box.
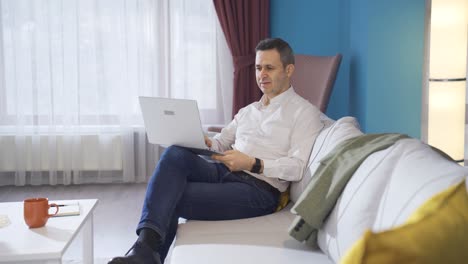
[316,145,398,262]
[317,138,468,263]
[372,139,468,230]
[290,116,363,203]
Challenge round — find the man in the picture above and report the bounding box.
[109,38,323,264]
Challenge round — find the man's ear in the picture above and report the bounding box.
[286,64,295,78]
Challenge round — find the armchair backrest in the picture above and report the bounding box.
[290,54,342,112]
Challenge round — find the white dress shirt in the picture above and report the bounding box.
[210,87,323,192]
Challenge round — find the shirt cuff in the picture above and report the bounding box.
[262,159,274,177]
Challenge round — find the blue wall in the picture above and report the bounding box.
[271,0,426,138]
[270,0,350,120]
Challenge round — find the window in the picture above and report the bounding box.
[0,0,230,128]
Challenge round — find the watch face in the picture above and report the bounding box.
[251,158,261,173]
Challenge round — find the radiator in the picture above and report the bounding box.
[0,134,123,171]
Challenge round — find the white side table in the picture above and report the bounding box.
[0,199,98,264]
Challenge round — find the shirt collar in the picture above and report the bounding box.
[260,86,295,107]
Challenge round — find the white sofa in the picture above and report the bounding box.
[169,117,468,264]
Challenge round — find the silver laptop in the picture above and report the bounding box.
[139,96,223,156]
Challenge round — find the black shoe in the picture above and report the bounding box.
[108,241,162,264]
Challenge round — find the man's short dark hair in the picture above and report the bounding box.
[255,38,295,67]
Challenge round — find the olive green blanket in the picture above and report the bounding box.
[288,133,408,248]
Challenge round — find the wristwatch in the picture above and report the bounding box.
[251,158,262,173]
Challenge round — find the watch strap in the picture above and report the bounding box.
[251,158,262,173]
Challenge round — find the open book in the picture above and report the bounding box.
[51,202,81,217]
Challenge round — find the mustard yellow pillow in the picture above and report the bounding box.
[341,180,468,264]
[276,188,290,212]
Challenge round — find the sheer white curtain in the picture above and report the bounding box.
[0,0,233,186]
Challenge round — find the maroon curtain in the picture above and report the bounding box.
[213,0,270,117]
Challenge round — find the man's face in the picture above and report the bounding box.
[255,49,294,100]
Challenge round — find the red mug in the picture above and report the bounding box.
[23,198,59,228]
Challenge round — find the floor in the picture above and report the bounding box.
[0,183,152,264]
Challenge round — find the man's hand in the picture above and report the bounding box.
[204,136,212,148]
[211,150,255,172]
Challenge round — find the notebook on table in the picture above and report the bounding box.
[138,96,223,156]
[50,202,81,217]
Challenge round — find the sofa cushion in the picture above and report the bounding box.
[173,204,333,263]
[172,206,335,264]
[175,204,309,249]
[290,116,362,203]
[340,180,468,264]
[171,244,333,264]
[317,138,468,263]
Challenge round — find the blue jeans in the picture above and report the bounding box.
[137,146,280,262]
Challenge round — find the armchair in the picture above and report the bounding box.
[291,54,342,112]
